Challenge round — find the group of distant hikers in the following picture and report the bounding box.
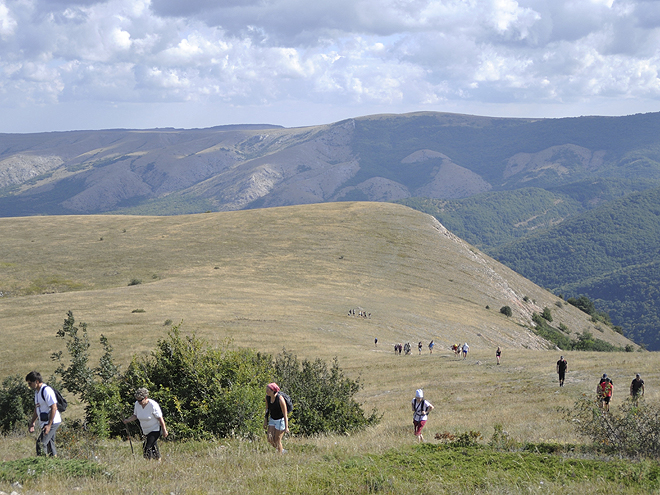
[391,341,436,355]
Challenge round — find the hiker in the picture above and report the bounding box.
[264,382,289,454]
[418,342,423,355]
[123,387,169,460]
[630,374,645,400]
[428,340,434,354]
[556,356,567,387]
[411,389,434,442]
[496,347,502,365]
[374,337,378,347]
[597,375,613,412]
[26,371,61,457]
[462,342,469,360]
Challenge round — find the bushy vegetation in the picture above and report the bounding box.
[0,375,34,433]
[531,313,623,352]
[273,350,380,435]
[20,312,379,441]
[564,396,660,458]
[499,305,512,317]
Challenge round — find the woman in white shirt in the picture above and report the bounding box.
[412,389,434,442]
[123,387,169,460]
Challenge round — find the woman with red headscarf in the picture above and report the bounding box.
[264,382,289,453]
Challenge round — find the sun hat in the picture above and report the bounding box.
[415,389,423,399]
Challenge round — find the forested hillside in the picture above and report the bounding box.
[403,187,660,349]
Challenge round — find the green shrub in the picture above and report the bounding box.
[532,314,623,352]
[567,295,596,315]
[43,312,381,441]
[532,313,572,349]
[564,396,660,458]
[0,375,34,433]
[500,306,512,317]
[541,307,553,322]
[128,279,141,286]
[273,349,381,435]
[120,326,272,440]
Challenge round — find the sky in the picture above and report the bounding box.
[1,0,660,133]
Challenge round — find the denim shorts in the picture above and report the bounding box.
[268,417,286,431]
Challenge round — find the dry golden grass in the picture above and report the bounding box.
[0,202,651,494]
[0,202,632,376]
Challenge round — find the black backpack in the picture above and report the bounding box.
[42,386,68,413]
[278,392,293,413]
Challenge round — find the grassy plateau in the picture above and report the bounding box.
[0,202,653,494]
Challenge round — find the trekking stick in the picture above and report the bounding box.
[123,422,134,455]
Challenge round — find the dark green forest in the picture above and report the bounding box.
[400,186,660,350]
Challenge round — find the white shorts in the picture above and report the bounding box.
[268,417,286,431]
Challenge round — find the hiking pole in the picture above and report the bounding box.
[123,421,134,455]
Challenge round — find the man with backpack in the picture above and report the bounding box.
[597,374,613,412]
[26,371,63,457]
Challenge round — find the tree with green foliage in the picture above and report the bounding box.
[564,396,660,458]
[273,349,380,435]
[567,295,596,315]
[0,375,35,433]
[500,306,512,317]
[43,312,380,440]
[541,307,553,322]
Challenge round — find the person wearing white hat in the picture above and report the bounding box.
[411,389,434,442]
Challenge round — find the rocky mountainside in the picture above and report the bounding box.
[3,112,660,216]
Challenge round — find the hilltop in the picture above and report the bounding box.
[0,202,633,378]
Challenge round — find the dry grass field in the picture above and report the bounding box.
[0,202,654,494]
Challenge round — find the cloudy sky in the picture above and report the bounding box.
[1,0,660,132]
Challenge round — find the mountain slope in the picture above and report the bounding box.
[0,202,633,377]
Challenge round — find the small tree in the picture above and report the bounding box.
[274,349,380,435]
[51,311,95,400]
[541,307,553,322]
[0,375,35,433]
[500,306,512,317]
[564,396,660,458]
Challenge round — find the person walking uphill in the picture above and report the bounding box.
[631,374,645,400]
[264,383,289,454]
[412,389,434,442]
[556,356,568,387]
[123,388,169,460]
[26,371,62,457]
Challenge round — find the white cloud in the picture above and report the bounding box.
[1,0,660,132]
[0,1,17,39]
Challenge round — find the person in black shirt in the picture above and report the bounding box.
[556,356,568,387]
[630,374,645,400]
[263,382,289,454]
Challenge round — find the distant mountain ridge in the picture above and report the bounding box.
[3,111,660,216]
